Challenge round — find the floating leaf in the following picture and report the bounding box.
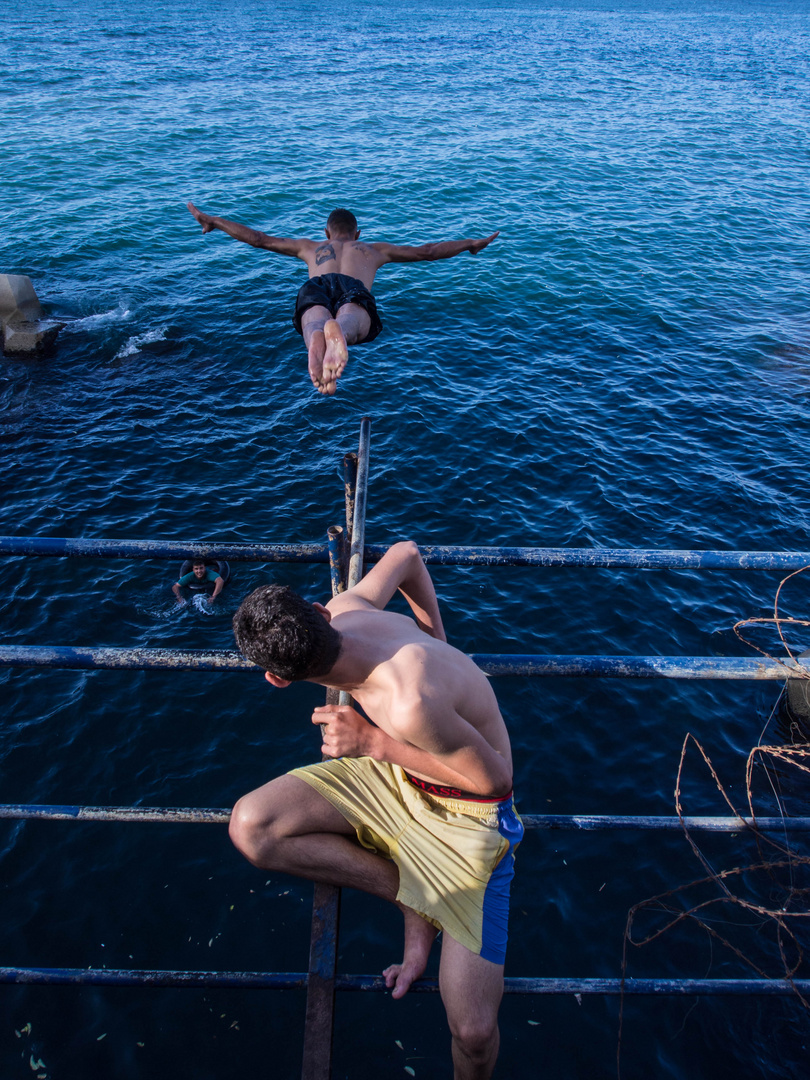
[137,1042,145,1048]
[395,1040,403,1049]
[527,1020,539,1026]
[20,1024,32,1036]
[575,993,582,1006]
[97,1033,107,1041]
[29,1056,46,1071]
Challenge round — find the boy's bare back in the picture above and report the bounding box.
[311,544,513,797]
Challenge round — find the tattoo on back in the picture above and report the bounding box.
[315,244,336,265]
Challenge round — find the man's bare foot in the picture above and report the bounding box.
[322,319,349,394]
[187,201,214,233]
[307,331,328,394]
[383,906,439,1000]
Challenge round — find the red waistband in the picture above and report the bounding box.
[404,771,513,804]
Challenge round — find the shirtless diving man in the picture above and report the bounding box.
[230,541,521,1079]
[187,203,499,395]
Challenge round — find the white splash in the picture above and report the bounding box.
[114,326,168,360]
[192,592,215,616]
[64,304,132,332]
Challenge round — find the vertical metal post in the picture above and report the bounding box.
[302,534,346,1080]
[348,418,371,589]
[301,421,371,1080]
[302,877,342,1080]
[327,527,345,598]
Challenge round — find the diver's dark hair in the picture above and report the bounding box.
[232,584,342,681]
[326,208,358,235]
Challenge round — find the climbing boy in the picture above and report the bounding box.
[229,541,521,1079]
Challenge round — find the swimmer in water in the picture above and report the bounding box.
[187,203,499,396]
[172,560,224,606]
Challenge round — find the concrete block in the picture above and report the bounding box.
[3,316,63,357]
[0,274,43,321]
[0,274,64,357]
[787,649,810,722]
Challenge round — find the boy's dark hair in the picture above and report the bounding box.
[326,208,358,236]
[232,584,342,681]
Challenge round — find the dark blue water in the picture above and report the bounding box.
[3,0,810,1076]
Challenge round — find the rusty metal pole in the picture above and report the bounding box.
[343,454,357,545]
[302,421,371,1080]
[301,539,346,1080]
[347,419,371,589]
[327,526,345,599]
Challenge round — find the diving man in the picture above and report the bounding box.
[187,203,499,395]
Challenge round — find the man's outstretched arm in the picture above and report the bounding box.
[187,202,311,259]
[370,231,499,265]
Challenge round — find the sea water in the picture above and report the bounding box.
[2,1,810,1076]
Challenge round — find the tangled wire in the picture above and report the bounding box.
[617,566,810,1076]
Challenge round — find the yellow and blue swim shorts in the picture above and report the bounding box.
[289,756,523,964]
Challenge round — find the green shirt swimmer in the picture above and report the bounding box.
[172,561,224,606]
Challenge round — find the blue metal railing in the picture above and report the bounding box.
[3,416,809,1079]
[1,535,808,571]
[0,645,807,680]
[2,803,809,832]
[1,966,807,997]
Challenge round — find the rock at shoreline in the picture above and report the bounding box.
[1,273,65,357]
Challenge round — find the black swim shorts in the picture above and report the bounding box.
[292,273,383,343]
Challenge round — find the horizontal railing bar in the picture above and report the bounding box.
[0,967,807,996]
[0,537,330,562]
[412,546,810,571]
[3,805,810,832]
[343,976,810,997]
[0,646,253,671]
[0,967,308,989]
[472,656,808,679]
[0,647,807,680]
[2,536,810,571]
[525,815,810,831]
[0,805,232,822]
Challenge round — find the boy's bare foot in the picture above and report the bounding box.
[322,319,349,394]
[383,906,439,1000]
[307,331,328,394]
